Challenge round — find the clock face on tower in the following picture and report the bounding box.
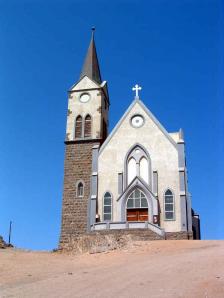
[80,93,90,103]
[131,115,144,128]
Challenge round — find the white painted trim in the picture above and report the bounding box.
[92,144,100,149]
[91,221,165,236]
[69,75,101,91]
[180,191,186,196]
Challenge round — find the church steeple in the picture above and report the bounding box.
[80,28,102,85]
[60,30,109,247]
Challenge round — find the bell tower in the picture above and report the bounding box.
[59,29,109,248]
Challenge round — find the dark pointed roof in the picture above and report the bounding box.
[80,29,102,84]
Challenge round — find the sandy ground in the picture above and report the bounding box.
[0,240,224,298]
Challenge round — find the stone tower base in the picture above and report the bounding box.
[60,141,100,248]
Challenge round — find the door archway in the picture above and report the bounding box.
[126,188,148,222]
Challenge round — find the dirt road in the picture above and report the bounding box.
[0,240,224,298]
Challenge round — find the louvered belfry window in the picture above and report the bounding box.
[75,115,82,138]
[84,115,91,138]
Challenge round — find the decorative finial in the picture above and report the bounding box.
[132,84,142,99]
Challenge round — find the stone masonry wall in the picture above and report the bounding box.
[60,229,194,252]
[60,229,165,252]
[165,231,193,240]
[59,141,100,248]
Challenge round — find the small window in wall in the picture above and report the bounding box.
[84,115,91,138]
[103,192,112,221]
[77,182,84,197]
[164,189,174,220]
[75,115,82,138]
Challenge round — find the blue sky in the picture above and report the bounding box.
[0,0,223,250]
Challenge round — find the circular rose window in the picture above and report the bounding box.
[80,93,90,103]
[131,115,144,128]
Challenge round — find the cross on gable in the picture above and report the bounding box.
[132,84,142,98]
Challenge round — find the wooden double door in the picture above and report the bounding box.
[127,208,148,222]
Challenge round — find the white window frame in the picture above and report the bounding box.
[126,188,148,209]
[164,189,175,220]
[103,192,112,221]
[126,145,150,186]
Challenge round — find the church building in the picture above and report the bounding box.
[59,30,200,248]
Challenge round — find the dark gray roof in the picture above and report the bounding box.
[80,31,102,84]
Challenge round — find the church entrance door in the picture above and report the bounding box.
[126,189,149,222]
[127,209,148,221]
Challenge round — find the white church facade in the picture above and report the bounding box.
[59,30,200,248]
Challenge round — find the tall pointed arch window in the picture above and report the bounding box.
[75,115,82,138]
[139,157,149,183]
[84,114,92,138]
[128,157,136,184]
[126,146,150,186]
[164,189,175,220]
[103,192,112,221]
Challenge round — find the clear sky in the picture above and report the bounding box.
[0,0,223,250]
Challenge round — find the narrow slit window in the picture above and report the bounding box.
[77,182,84,197]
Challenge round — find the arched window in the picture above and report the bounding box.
[77,182,84,197]
[164,189,174,220]
[126,145,150,185]
[127,188,148,209]
[103,192,112,221]
[139,157,148,183]
[75,115,82,138]
[84,115,91,138]
[128,157,136,184]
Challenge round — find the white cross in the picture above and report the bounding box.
[132,84,142,98]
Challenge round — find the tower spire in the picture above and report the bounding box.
[80,27,102,84]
